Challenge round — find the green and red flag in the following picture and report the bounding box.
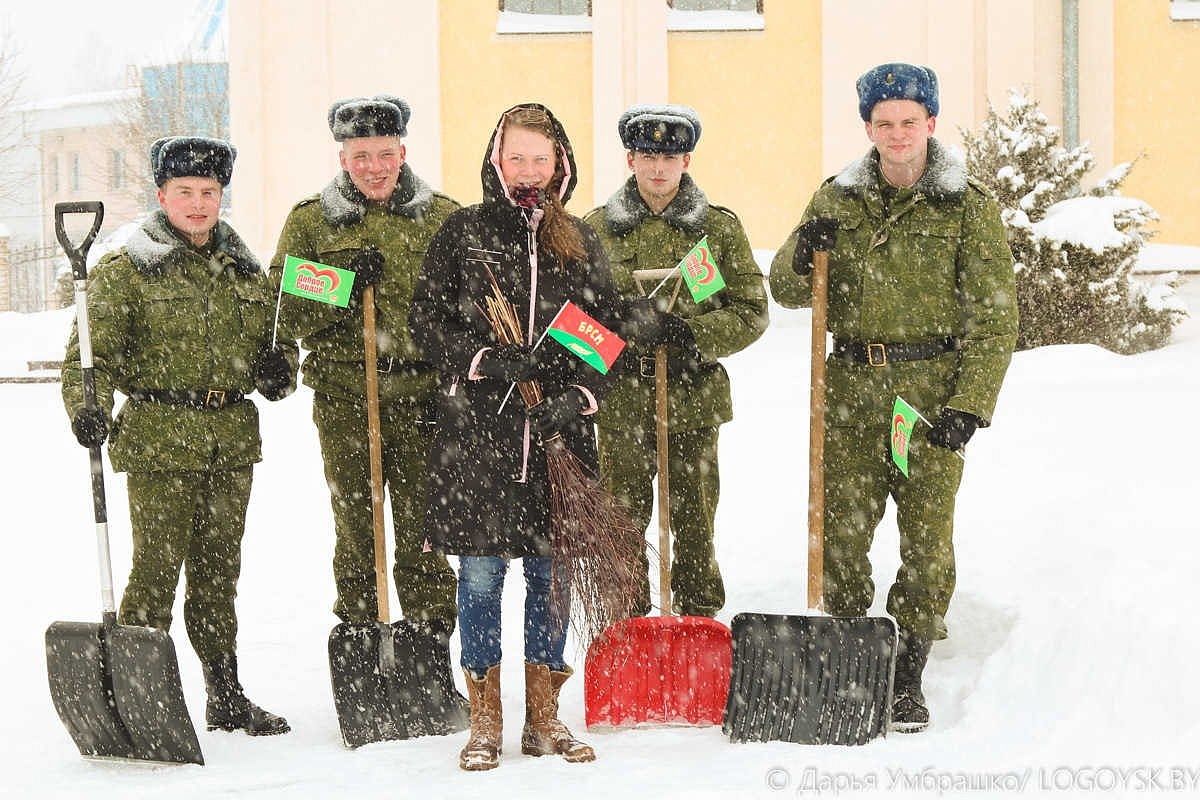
[280,254,356,308]
[545,301,626,374]
[678,236,725,303]
[891,395,921,477]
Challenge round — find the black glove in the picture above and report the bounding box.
[792,217,838,275]
[71,407,109,448]
[659,312,695,349]
[528,388,588,438]
[347,246,385,296]
[621,298,667,345]
[255,346,292,401]
[926,408,981,451]
[477,344,539,383]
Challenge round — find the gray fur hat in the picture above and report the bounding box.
[327,95,411,141]
[856,62,939,120]
[150,136,236,187]
[618,104,702,154]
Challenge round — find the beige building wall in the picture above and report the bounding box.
[1113,0,1200,245]
[228,1,1198,258]
[230,0,443,259]
[437,5,594,212]
[669,4,821,247]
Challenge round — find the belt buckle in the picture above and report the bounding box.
[205,389,226,409]
[867,343,887,367]
[639,355,656,378]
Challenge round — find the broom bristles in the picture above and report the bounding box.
[477,268,647,645]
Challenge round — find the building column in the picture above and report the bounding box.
[591,0,669,206]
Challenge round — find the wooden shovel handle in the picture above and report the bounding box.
[362,286,389,623]
[808,251,828,610]
[655,344,671,616]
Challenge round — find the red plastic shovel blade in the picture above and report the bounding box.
[584,616,732,728]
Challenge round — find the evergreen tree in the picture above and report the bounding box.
[962,90,1186,354]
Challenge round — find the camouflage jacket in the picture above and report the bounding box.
[270,164,460,403]
[585,173,769,434]
[61,211,298,472]
[769,139,1018,423]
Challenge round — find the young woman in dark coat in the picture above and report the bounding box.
[409,103,623,770]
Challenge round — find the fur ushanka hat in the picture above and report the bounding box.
[618,104,702,154]
[327,95,411,141]
[150,136,236,187]
[856,62,940,121]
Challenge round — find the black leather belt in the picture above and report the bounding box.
[129,388,245,409]
[832,337,957,367]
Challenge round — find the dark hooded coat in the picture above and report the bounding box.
[409,104,624,558]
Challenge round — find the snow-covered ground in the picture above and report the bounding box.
[1,273,1197,799]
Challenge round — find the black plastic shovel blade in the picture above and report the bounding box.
[107,625,204,764]
[46,621,203,764]
[46,621,136,759]
[328,620,469,749]
[722,612,896,746]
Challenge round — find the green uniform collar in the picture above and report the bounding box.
[602,172,709,236]
[832,138,967,203]
[320,162,434,227]
[125,211,260,278]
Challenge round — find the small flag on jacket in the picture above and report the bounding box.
[545,301,626,374]
[678,236,725,303]
[280,254,356,308]
[890,395,921,477]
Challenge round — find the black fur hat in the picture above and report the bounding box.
[618,104,702,154]
[150,136,236,187]
[856,62,939,121]
[327,95,411,141]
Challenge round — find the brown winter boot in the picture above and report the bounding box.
[459,665,502,771]
[520,662,595,763]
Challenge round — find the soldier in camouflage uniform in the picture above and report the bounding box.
[62,136,296,735]
[269,96,459,637]
[769,64,1018,732]
[585,105,769,618]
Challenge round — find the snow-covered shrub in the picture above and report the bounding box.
[962,90,1187,354]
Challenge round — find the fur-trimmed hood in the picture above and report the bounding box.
[125,210,260,277]
[832,137,967,201]
[602,172,709,236]
[319,162,434,227]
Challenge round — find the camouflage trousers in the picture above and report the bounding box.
[313,392,457,628]
[597,425,724,617]
[119,467,253,662]
[822,355,965,640]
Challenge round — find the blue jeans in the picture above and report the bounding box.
[457,555,569,678]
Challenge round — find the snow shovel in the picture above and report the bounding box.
[722,250,896,746]
[328,284,469,748]
[45,202,204,765]
[584,268,732,728]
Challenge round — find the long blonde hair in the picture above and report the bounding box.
[501,107,587,264]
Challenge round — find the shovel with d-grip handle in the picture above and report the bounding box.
[45,201,204,764]
[583,268,732,728]
[722,250,897,746]
[327,282,469,748]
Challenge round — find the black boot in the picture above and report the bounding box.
[203,654,291,736]
[891,632,932,733]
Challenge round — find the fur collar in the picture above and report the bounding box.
[125,211,260,277]
[832,137,967,201]
[604,172,709,236]
[319,163,433,227]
